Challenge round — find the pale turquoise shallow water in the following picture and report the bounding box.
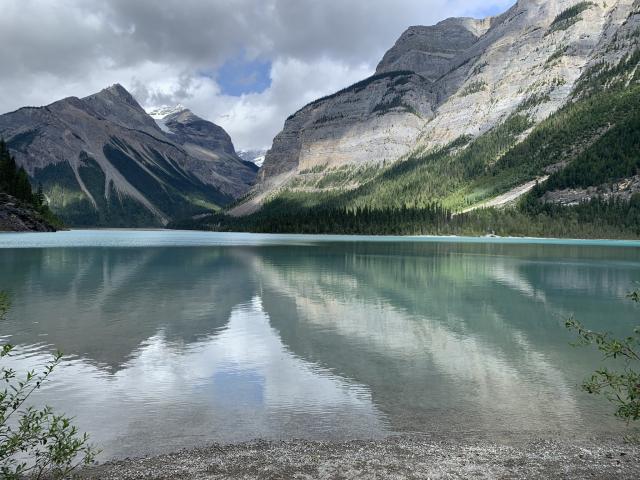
[1,230,640,459]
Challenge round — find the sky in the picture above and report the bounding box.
[0,0,514,150]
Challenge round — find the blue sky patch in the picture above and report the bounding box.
[471,3,510,17]
[214,55,272,97]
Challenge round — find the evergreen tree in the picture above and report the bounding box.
[35,182,45,207]
[0,139,32,203]
[0,138,63,228]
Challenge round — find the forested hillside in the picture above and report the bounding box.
[0,139,63,230]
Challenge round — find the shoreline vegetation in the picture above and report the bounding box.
[78,436,640,479]
[1,294,96,478]
[168,197,640,240]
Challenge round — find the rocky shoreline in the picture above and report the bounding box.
[0,193,58,232]
[78,436,640,479]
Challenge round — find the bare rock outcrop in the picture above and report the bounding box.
[257,16,489,187]
[375,18,492,81]
[259,71,434,182]
[418,0,636,149]
[541,175,640,206]
[0,193,57,232]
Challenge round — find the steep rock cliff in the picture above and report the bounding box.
[244,0,637,216]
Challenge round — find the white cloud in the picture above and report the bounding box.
[189,58,374,149]
[0,0,516,149]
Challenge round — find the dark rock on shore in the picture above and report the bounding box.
[0,193,58,232]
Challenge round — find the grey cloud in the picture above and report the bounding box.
[0,0,515,149]
[130,72,197,106]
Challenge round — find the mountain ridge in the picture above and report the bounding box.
[231,0,638,219]
[0,85,257,226]
[180,0,640,238]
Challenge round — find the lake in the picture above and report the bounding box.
[1,230,639,459]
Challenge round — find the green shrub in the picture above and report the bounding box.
[460,80,487,97]
[546,46,569,65]
[547,2,595,35]
[0,293,98,479]
[566,291,640,438]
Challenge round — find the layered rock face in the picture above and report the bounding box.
[0,85,255,226]
[582,0,640,70]
[375,18,493,80]
[257,16,487,185]
[259,71,435,182]
[252,0,638,212]
[417,0,636,148]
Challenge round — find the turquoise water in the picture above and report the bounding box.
[1,230,639,458]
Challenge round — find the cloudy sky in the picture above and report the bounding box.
[1,0,514,150]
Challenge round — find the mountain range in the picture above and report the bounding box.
[1,0,638,235]
[0,85,256,227]
[222,0,639,237]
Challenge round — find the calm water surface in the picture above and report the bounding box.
[1,230,639,459]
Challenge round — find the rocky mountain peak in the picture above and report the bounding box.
[238,0,638,220]
[164,109,201,124]
[153,107,259,195]
[375,17,489,80]
[0,83,259,226]
[82,83,160,135]
[97,84,142,108]
[163,109,237,155]
[436,17,493,37]
[237,149,268,168]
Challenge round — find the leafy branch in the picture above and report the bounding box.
[0,293,98,479]
[566,291,640,427]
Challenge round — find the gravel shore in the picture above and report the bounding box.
[78,436,640,479]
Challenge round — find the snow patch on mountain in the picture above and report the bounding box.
[238,149,268,168]
[148,105,188,133]
[148,104,188,120]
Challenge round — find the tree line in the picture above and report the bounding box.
[0,138,61,226]
[0,139,45,208]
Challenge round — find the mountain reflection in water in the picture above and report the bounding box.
[1,233,639,458]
